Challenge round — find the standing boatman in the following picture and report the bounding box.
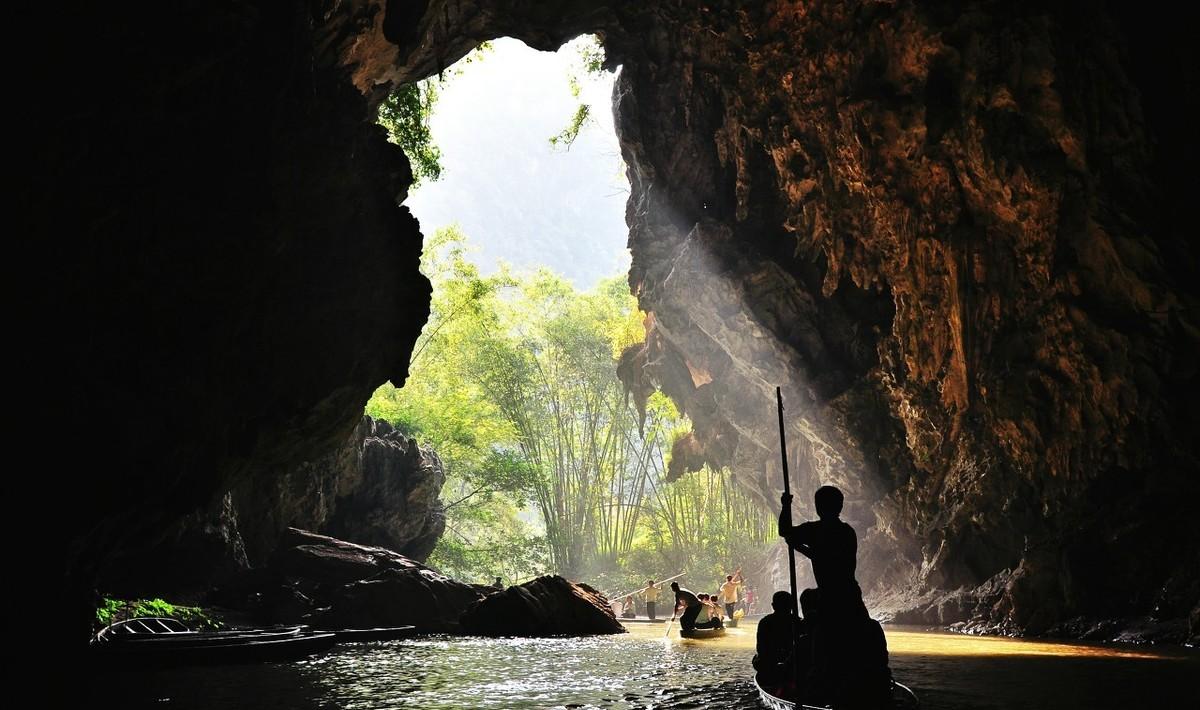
[719,569,744,620]
[669,581,703,631]
[643,579,660,620]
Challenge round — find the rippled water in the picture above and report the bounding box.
[90,624,1200,709]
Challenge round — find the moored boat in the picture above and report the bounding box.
[620,617,666,624]
[754,672,919,709]
[679,626,727,639]
[92,617,336,666]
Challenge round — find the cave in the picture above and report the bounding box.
[20,0,1199,701]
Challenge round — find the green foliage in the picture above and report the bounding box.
[549,104,593,150]
[375,41,495,189]
[550,35,609,150]
[378,80,443,186]
[367,227,777,589]
[95,597,220,630]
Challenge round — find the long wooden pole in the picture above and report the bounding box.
[776,387,801,691]
[603,571,685,605]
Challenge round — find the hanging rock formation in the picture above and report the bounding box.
[97,416,446,598]
[25,0,1196,642]
[234,415,446,565]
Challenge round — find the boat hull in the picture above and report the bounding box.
[753,672,919,709]
[679,626,727,639]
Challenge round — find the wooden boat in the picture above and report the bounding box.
[678,626,727,639]
[95,618,306,645]
[332,626,417,642]
[620,617,666,624]
[92,617,336,665]
[754,672,919,709]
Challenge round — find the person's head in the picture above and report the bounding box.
[647,579,654,586]
[670,581,680,591]
[814,485,844,519]
[698,593,708,601]
[726,575,733,582]
[495,577,502,583]
[799,587,820,619]
[770,590,793,613]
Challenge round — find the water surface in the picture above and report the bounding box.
[90,623,1200,709]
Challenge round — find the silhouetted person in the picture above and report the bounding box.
[779,485,867,620]
[670,581,702,631]
[840,616,893,709]
[493,576,504,591]
[753,590,803,688]
[643,579,660,619]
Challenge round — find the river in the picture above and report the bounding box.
[90,624,1199,709]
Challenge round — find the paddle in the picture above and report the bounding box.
[663,612,676,638]
[776,387,802,692]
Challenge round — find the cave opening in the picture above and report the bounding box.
[366,35,785,592]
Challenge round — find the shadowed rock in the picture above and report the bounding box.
[269,528,482,632]
[460,576,626,637]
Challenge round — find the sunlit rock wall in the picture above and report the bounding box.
[607,1,1199,637]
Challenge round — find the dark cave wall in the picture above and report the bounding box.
[22,0,1196,642]
[20,1,431,636]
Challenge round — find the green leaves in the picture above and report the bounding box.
[378,80,443,187]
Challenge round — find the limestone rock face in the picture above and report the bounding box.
[234,416,447,565]
[460,576,626,637]
[601,0,1200,636]
[269,528,482,632]
[97,416,446,597]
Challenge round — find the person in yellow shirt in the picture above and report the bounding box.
[643,579,660,619]
[719,569,743,619]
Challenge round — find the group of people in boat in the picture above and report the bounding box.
[753,485,893,707]
[618,570,756,623]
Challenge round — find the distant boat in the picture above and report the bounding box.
[92,617,336,665]
[754,672,919,709]
[620,617,666,624]
[678,626,726,639]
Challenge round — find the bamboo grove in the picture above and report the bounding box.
[368,227,778,587]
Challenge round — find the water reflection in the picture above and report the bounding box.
[89,624,1199,709]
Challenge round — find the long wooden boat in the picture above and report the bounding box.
[679,626,727,639]
[620,617,666,624]
[92,617,336,665]
[754,672,919,709]
[95,618,306,646]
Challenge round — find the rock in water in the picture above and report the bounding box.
[270,528,482,632]
[460,576,626,637]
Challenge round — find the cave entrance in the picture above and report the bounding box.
[366,37,781,589]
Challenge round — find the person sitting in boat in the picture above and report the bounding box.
[643,579,660,620]
[838,615,893,708]
[492,576,504,592]
[670,581,702,631]
[753,590,807,688]
[695,594,724,629]
[620,595,637,618]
